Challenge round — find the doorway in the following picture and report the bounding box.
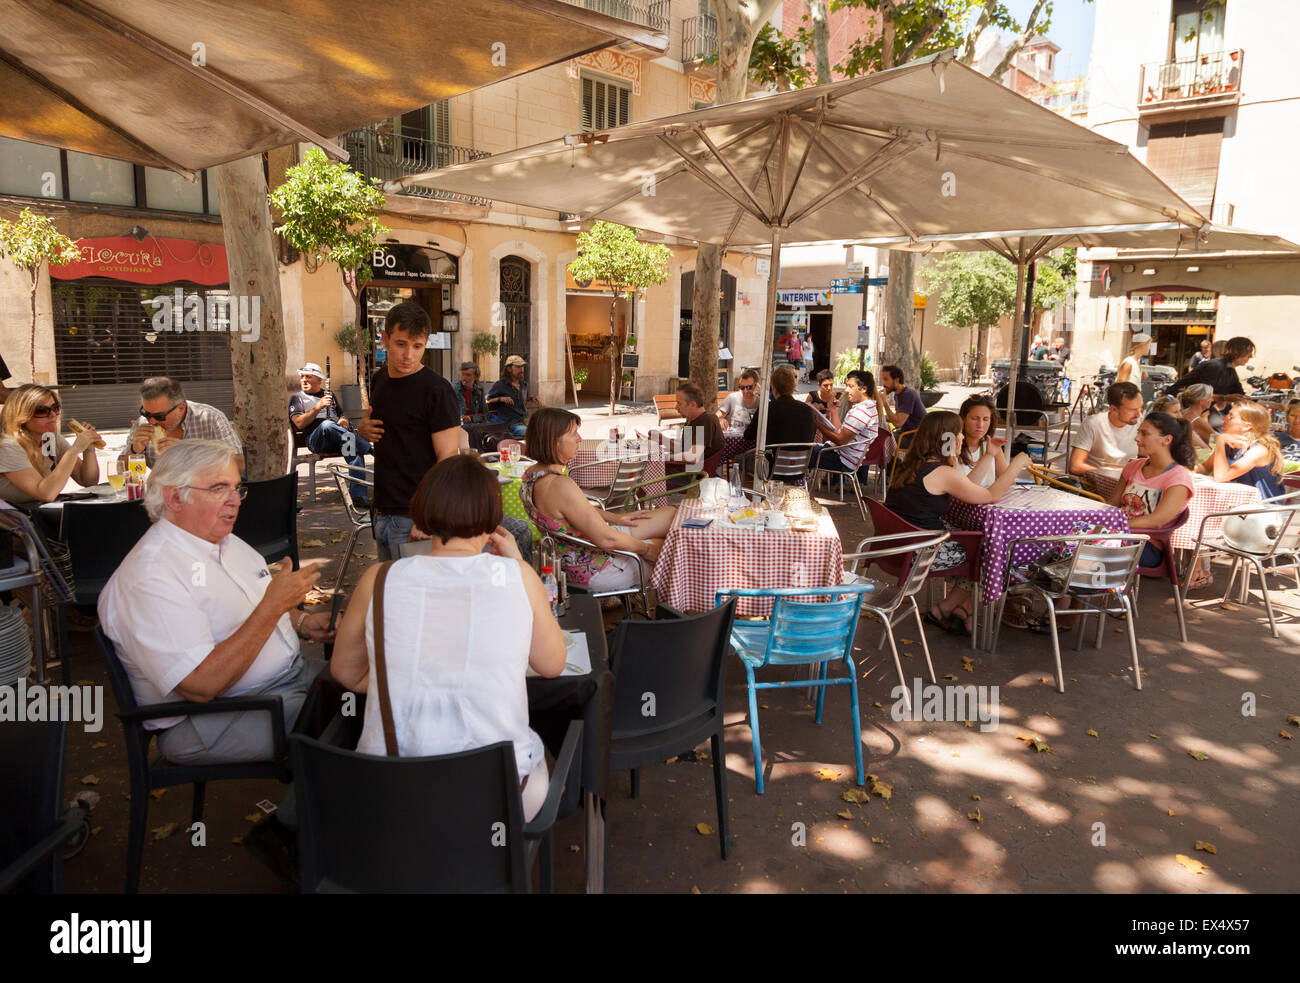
[499,256,533,391]
[678,269,735,379]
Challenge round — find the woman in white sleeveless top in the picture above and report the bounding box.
[955,394,1008,489]
[331,455,566,820]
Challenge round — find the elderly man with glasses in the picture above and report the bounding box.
[121,376,243,471]
[99,440,335,875]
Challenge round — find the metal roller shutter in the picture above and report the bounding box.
[51,279,235,429]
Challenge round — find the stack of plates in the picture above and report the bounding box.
[0,606,34,686]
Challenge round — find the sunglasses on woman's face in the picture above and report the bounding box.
[30,402,61,419]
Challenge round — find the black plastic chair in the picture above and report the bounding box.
[0,720,88,893]
[289,719,582,893]
[232,471,299,569]
[607,598,738,858]
[95,628,291,892]
[60,500,151,607]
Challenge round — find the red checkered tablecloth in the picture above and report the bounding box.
[569,439,667,495]
[650,498,845,616]
[1174,476,1261,550]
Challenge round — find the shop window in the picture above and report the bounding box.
[0,136,61,198]
[144,167,205,213]
[67,151,136,207]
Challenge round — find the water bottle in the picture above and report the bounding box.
[541,565,559,613]
[729,462,744,506]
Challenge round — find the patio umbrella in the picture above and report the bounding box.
[396,51,1207,464]
[858,222,1300,444]
[0,0,661,177]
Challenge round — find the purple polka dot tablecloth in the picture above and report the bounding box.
[947,485,1129,606]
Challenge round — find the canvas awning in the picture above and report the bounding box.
[0,0,663,179]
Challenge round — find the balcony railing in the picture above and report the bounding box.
[1141,49,1243,108]
[682,13,718,66]
[561,0,670,33]
[342,127,491,206]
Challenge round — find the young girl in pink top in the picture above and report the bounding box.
[1109,411,1196,568]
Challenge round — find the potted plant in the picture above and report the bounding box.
[573,367,589,391]
[333,321,371,395]
[919,351,945,407]
[624,333,637,352]
[471,331,499,374]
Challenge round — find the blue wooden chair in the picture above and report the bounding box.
[713,584,875,794]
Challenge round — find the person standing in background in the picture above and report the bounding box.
[1115,333,1151,385]
[1188,337,1212,372]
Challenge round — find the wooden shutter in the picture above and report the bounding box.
[581,74,630,130]
[1145,117,1223,212]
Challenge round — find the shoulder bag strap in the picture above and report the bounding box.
[371,561,398,756]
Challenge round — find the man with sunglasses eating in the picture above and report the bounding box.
[717,369,761,432]
[122,377,243,470]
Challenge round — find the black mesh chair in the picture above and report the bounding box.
[232,471,299,569]
[607,598,738,858]
[289,720,581,893]
[0,720,89,893]
[95,629,291,892]
[60,499,151,606]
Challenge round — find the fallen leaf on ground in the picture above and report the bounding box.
[971,794,981,801]
[1280,730,1293,740]
[1188,750,1209,761]
[871,836,885,844]
[690,886,701,894]
[694,823,713,836]
[243,813,263,824]
[231,836,243,845]
[90,741,107,749]
[1028,740,1053,754]
[872,701,884,709]
[79,775,100,785]
[149,789,167,799]
[899,639,913,646]
[1167,809,1177,816]
[90,827,102,836]
[841,788,870,804]
[963,720,974,728]
[1149,733,1161,740]
[1039,677,1051,684]
[1085,729,1099,738]
[869,779,893,800]
[815,767,842,782]
[836,810,854,820]
[1176,854,1209,875]
[569,844,581,853]
[943,673,958,681]
[1194,841,1217,854]
[300,538,326,549]
[1287,714,1300,727]
[967,808,983,823]
[1221,602,1238,612]
[151,822,178,841]
[960,657,974,672]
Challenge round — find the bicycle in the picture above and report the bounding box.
[959,350,978,387]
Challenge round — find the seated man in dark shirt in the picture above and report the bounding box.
[289,361,373,508]
[1166,336,1253,400]
[745,365,816,447]
[488,355,530,438]
[452,360,489,424]
[666,382,724,484]
[881,364,927,447]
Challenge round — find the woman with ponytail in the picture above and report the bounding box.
[1110,412,1196,568]
[1198,401,1285,499]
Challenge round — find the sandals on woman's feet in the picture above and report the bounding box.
[1187,570,1215,591]
[923,606,948,631]
[946,605,973,637]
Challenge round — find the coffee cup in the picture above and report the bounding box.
[765,511,788,530]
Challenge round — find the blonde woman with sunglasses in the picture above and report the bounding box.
[0,384,100,505]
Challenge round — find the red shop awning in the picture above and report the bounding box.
[50,236,228,286]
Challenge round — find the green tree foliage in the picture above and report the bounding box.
[269,147,389,407]
[920,252,1017,336]
[568,222,671,414]
[747,23,815,90]
[0,208,83,377]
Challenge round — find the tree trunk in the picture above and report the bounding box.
[213,155,288,482]
[608,295,620,416]
[884,249,919,386]
[350,286,369,410]
[690,244,722,398]
[807,0,832,85]
[28,272,38,380]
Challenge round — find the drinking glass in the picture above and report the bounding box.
[107,460,126,494]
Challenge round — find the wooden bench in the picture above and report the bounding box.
[654,394,682,425]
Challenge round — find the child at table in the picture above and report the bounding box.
[1109,412,1195,571]
[1199,401,1285,500]
[885,411,1033,635]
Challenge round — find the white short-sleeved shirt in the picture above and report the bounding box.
[719,391,757,431]
[98,519,299,730]
[357,553,544,780]
[1075,410,1139,479]
[835,400,879,470]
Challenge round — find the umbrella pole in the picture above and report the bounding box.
[1004,255,1026,448]
[753,226,783,488]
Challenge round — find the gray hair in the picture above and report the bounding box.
[458,361,478,374]
[140,377,184,402]
[144,439,240,522]
[1180,383,1214,406]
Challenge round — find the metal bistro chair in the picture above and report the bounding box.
[1028,465,1106,502]
[326,463,375,596]
[842,530,949,708]
[0,509,73,685]
[1183,491,1300,638]
[886,429,918,485]
[568,457,648,510]
[1132,508,1191,643]
[715,585,874,795]
[990,533,1149,693]
[811,437,875,521]
[737,442,817,488]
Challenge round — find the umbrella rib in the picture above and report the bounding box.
[944,147,1202,225]
[0,49,195,179]
[57,0,348,161]
[797,124,919,238]
[693,128,769,220]
[783,135,918,227]
[658,135,767,223]
[820,118,1111,153]
[778,105,823,222]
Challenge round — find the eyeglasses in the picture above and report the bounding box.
[183,482,248,501]
[139,402,183,423]
[739,385,756,391]
[30,402,61,419]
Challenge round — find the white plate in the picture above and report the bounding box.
[87,484,119,497]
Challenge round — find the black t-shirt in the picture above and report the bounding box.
[369,367,460,512]
[1167,357,1243,398]
[745,394,816,446]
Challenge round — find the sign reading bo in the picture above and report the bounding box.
[369,244,459,284]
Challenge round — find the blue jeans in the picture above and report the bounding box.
[374,513,415,562]
[1140,540,1164,569]
[307,420,372,502]
[489,414,527,438]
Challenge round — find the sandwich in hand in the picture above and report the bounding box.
[67,418,106,449]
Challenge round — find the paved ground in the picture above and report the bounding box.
[54,383,1299,894]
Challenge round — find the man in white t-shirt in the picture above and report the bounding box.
[1068,380,1143,497]
[811,369,879,474]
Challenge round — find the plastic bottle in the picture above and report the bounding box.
[541,565,558,612]
[729,463,744,506]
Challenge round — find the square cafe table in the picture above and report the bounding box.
[947,485,1130,608]
[1173,475,1262,550]
[650,498,845,616]
[570,438,667,497]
